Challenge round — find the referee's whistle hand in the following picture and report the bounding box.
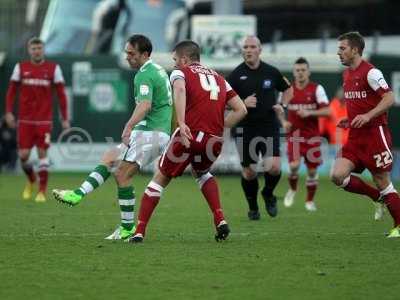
[244,94,257,108]
[272,104,284,115]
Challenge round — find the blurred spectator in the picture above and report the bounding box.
[0,118,17,172]
[319,87,349,145]
[86,0,131,54]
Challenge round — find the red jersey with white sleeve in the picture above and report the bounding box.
[288,82,329,138]
[159,63,237,178]
[5,60,68,123]
[169,63,237,137]
[342,60,391,128]
[339,60,393,173]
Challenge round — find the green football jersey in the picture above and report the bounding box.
[133,59,172,134]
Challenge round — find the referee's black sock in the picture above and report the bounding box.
[262,172,282,198]
[241,176,259,211]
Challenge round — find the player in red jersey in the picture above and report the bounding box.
[280,57,331,211]
[128,40,247,243]
[331,32,400,238]
[4,37,70,202]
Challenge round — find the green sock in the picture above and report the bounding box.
[75,164,111,197]
[118,186,135,231]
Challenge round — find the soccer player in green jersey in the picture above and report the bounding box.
[53,34,172,240]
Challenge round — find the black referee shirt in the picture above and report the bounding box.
[227,61,290,128]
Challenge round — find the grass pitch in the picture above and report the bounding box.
[0,173,399,300]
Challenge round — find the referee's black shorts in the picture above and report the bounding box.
[232,125,281,167]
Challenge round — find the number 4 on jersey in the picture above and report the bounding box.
[199,73,220,100]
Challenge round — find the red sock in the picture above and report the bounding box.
[135,184,161,236]
[198,174,225,226]
[289,174,298,191]
[38,159,49,193]
[306,178,318,202]
[343,175,380,201]
[21,161,36,183]
[384,193,400,227]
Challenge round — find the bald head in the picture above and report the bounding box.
[242,35,261,48]
[242,35,262,69]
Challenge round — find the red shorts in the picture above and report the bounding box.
[17,122,52,150]
[339,125,393,174]
[159,129,223,178]
[287,135,322,169]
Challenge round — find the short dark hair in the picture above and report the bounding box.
[173,40,200,61]
[294,57,309,66]
[337,31,365,55]
[28,37,44,46]
[127,34,152,56]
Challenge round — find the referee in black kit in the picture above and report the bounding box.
[227,35,293,220]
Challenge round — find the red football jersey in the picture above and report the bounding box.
[287,82,329,138]
[342,60,391,128]
[5,60,68,123]
[170,63,237,136]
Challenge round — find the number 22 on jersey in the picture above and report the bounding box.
[199,73,220,100]
[374,151,392,168]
